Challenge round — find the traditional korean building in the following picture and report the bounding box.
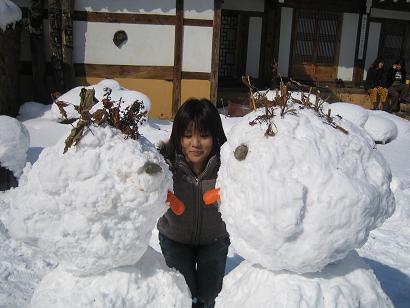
[14,0,410,118]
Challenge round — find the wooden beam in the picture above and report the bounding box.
[172,0,184,117]
[210,0,222,105]
[184,18,213,27]
[22,8,214,27]
[181,72,211,80]
[74,64,174,79]
[222,9,264,17]
[21,62,210,81]
[74,11,176,25]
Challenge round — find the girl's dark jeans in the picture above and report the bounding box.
[159,233,230,308]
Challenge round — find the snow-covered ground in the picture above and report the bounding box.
[0,85,409,307]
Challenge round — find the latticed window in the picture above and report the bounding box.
[293,10,339,65]
[219,15,239,77]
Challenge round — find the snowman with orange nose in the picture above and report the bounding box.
[204,101,395,307]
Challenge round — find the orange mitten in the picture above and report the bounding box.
[203,188,221,205]
[167,191,185,215]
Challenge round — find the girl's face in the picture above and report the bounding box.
[181,122,213,174]
[378,62,384,69]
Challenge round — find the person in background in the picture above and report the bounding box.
[365,57,388,110]
[157,98,230,308]
[385,58,410,113]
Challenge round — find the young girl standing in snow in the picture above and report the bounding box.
[157,98,229,308]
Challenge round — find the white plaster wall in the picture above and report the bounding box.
[73,21,175,66]
[337,13,360,81]
[75,0,176,15]
[278,7,293,77]
[182,26,213,72]
[245,17,262,78]
[222,0,264,12]
[363,22,382,80]
[184,0,213,20]
[371,8,410,21]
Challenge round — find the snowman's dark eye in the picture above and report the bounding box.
[234,144,248,161]
[143,162,162,175]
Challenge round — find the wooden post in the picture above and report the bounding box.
[0,21,21,116]
[172,0,184,117]
[28,0,49,103]
[261,0,277,88]
[61,0,75,91]
[353,1,369,87]
[210,0,222,105]
[49,0,65,93]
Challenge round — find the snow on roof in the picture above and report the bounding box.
[0,0,22,31]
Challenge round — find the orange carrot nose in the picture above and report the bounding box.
[167,191,185,215]
[203,188,221,205]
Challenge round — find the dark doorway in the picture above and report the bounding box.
[379,20,410,77]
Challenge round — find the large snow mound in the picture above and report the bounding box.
[323,102,369,127]
[0,115,30,176]
[216,252,393,308]
[51,79,151,120]
[0,221,57,308]
[0,0,22,31]
[30,247,191,308]
[260,90,323,106]
[1,125,172,275]
[364,115,398,144]
[218,106,395,273]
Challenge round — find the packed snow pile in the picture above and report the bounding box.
[323,102,369,127]
[0,221,57,308]
[364,115,398,144]
[0,115,29,176]
[1,125,172,275]
[217,251,393,307]
[51,79,151,120]
[0,0,22,31]
[217,105,395,273]
[30,247,190,308]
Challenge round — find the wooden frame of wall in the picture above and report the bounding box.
[19,4,217,117]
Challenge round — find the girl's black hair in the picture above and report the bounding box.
[372,56,384,68]
[394,58,405,67]
[161,98,227,163]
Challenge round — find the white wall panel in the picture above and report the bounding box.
[75,0,176,15]
[182,26,213,72]
[73,21,175,65]
[363,22,382,80]
[337,13,359,81]
[245,17,262,78]
[222,0,264,12]
[184,0,213,20]
[278,7,293,77]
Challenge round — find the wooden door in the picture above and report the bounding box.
[291,10,340,83]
